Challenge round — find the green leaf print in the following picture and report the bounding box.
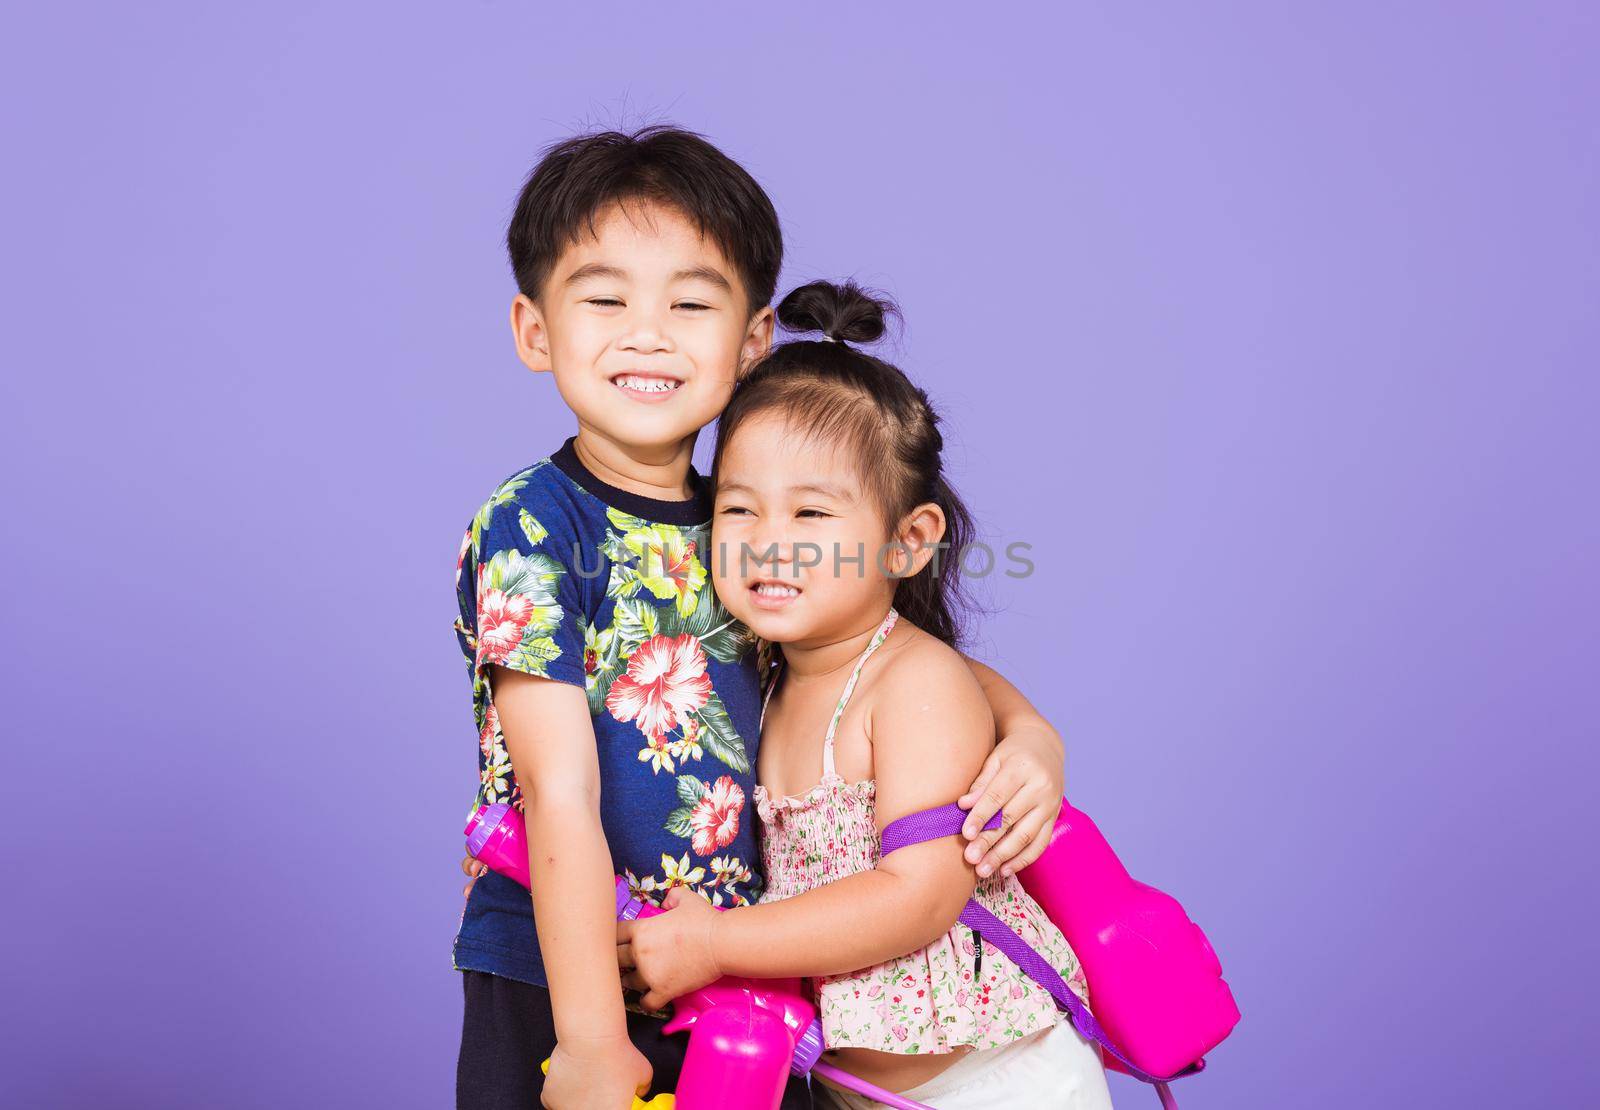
[606,506,649,534]
[685,692,749,773]
[611,597,660,655]
[675,774,708,808]
[655,591,754,664]
[507,635,562,675]
[663,806,695,838]
[518,508,548,546]
[470,470,532,549]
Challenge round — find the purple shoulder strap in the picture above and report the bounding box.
[880,803,1196,1108]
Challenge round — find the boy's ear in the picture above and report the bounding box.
[892,502,949,578]
[738,305,776,377]
[510,294,552,373]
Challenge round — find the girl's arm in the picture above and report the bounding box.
[958,656,1066,877]
[618,648,992,1007]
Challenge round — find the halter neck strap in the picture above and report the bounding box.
[759,609,901,780]
[822,609,899,778]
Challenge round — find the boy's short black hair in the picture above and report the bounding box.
[507,125,782,311]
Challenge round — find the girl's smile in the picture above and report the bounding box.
[749,576,803,610]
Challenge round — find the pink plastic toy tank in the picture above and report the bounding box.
[1018,799,1240,1079]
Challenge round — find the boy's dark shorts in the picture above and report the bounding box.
[457,970,813,1108]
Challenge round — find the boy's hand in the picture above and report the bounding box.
[957,725,1065,879]
[616,887,722,1012]
[460,855,487,899]
[542,1033,652,1110]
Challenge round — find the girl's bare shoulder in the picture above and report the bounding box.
[865,620,992,734]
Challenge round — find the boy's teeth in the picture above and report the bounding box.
[755,582,799,598]
[616,375,680,393]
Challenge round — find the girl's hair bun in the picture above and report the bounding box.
[776,280,895,345]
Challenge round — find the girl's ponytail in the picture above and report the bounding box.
[715,281,974,648]
[775,280,895,345]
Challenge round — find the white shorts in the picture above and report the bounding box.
[815,1018,1115,1110]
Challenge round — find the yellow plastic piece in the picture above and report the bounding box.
[538,1058,675,1108]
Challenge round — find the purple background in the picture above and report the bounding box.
[4,4,1596,1107]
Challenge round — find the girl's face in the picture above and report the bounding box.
[713,412,906,647]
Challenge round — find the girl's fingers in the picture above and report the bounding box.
[964,824,1003,866]
[621,970,647,993]
[462,880,474,899]
[953,751,992,818]
[981,808,1050,878]
[962,765,1025,843]
[461,856,484,877]
[616,942,635,970]
[1005,815,1054,873]
[640,989,670,1014]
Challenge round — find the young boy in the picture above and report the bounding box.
[452,126,1067,1110]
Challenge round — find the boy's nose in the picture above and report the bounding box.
[617,310,674,355]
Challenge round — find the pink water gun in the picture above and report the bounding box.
[466,803,922,1110]
[879,800,1240,1107]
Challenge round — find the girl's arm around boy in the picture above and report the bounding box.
[959,657,1066,877]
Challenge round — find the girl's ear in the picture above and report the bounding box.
[891,502,949,578]
[738,305,776,377]
[511,294,552,373]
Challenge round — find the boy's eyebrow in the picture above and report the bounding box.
[673,266,733,292]
[563,262,628,286]
[561,263,733,293]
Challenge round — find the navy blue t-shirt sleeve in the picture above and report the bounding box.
[463,472,589,691]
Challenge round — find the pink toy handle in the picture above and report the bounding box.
[880,803,1197,1107]
[810,1061,936,1110]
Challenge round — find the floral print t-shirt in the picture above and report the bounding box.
[451,438,765,988]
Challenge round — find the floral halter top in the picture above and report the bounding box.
[752,609,1092,1056]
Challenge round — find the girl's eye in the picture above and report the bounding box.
[675,302,712,312]
[796,509,831,519]
[718,505,753,516]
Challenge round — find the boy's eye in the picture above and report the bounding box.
[585,297,624,308]
[718,505,752,516]
[675,302,712,312]
[796,509,831,519]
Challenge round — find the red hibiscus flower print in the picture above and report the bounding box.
[479,703,501,758]
[689,775,745,855]
[605,634,713,741]
[477,588,535,666]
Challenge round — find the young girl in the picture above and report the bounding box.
[618,282,1115,1108]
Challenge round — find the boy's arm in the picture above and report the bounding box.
[958,655,1066,876]
[492,667,649,1100]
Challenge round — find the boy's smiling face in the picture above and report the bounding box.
[512,201,774,459]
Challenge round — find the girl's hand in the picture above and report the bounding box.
[542,1033,652,1110]
[615,886,722,1012]
[460,855,487,899]
[957,725,1065,879]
